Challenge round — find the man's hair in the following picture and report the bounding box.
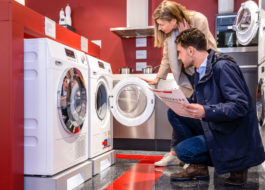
[176,28,207,51]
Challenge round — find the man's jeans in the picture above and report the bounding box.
[167,109,212,165]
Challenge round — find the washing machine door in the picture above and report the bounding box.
[95,77,109,122]
[234,0,259,46]
[57,68,87,134]
[109,77,155,127]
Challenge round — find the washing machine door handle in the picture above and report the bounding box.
[108,94,114,109]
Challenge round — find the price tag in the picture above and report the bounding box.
[81,36,88,53]
[45,17,56,39]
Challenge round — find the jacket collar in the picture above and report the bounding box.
[197,49,216,84]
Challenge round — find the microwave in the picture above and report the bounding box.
[215,13,258,48]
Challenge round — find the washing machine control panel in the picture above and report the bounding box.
[86,55,112,75]
[48,39,88,66]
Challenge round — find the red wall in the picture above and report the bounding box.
[26,0,258,74]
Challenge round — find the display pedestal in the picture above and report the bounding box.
[24,160,92,190]
[92,150,116,176]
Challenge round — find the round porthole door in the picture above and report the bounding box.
[95,77,109,122]
[109,77,155,127]
[57,68,87,134]
[234,0,259,46]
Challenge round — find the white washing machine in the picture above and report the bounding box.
[86,56,156,158]
[86,55,113,158]
[24,38,88,175]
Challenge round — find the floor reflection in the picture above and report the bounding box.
[75,150,265,190]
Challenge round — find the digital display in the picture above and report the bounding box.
[98,61,105,69]
[65,48,75,59]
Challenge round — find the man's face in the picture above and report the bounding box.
[177,43,193,69]
[156,18,177,34]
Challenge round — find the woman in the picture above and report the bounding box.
[142,0,217,167]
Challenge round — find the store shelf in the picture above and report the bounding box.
[218,46,258,53]
[110,26,154,38]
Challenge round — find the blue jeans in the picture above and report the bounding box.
[167,109,212,165]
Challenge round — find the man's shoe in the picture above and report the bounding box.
[154,153,181,166]
[170,164,209,182]
[225,169,248,186]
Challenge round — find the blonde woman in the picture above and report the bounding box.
[142,0,217,167]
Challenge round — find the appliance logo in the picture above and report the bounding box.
[102,139,110,149]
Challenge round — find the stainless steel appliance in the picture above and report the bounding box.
[218,47,258,104]
[112,74,176,150]
[215,13,258,47]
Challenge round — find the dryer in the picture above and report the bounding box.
[24,38,88,175]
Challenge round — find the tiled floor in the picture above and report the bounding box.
[76,150,265,190]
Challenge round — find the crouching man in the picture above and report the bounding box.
[170,28,265,186]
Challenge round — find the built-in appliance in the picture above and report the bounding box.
[216,13,258,47]
[112,74,178,151]
[112,74,176,139]
[112,74,156,140]
[24,38,88,175]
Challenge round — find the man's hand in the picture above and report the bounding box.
[182,103,205,119]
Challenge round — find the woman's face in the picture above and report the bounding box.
[156,18,177,34]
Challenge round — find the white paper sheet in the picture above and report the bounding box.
[149,86,192,118]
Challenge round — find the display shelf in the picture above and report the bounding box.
[110,26,154,38]
[11,1,100,57]
[218,46,258,53]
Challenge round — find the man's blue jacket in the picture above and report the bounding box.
[191,49,265,174]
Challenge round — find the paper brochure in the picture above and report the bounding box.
[149,86,192,118]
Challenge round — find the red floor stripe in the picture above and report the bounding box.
[116,154,163,161]
[105,154,166,190]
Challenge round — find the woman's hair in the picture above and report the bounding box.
[153,0,191,47]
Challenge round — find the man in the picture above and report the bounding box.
[169,28,265,186]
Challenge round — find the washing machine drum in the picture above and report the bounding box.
[58,68,87,134]
[234,0,259,46]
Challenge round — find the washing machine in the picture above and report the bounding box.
[86,55,156,157]
[24,38,88,175]
[86,55,113,158]
[112,74,177,140]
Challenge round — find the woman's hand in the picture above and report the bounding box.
[178,19,190,33]
[140,77,160,85]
